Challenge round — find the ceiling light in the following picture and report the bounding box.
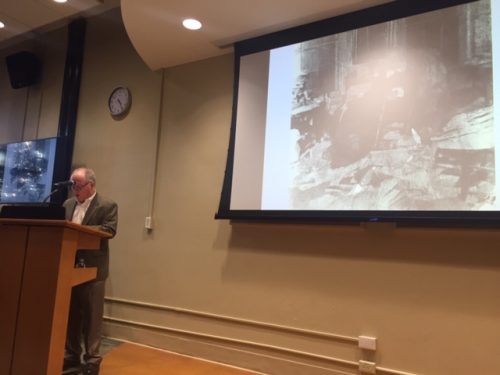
[53,0,68,3]
[0,22,4,29]
[182,18,202,30]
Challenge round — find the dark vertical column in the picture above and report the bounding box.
[53,18,86,203]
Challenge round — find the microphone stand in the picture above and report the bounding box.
[42,181,74,203]
[42,188,62,203]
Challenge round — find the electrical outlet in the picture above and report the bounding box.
[358,336,377,351]
[145,216,153,230]
[359,360,376,374]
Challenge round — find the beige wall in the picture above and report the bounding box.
[2,7,500,375]
[0,29,65,142]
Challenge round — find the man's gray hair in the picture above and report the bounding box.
[84,168,96,184]
[72,167,96,184]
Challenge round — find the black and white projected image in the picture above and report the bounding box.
[1,140,56,203]
[289,1,494,211]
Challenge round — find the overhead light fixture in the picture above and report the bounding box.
[182,18,202,31]
[53,0,68,3]
[0,21,4,29]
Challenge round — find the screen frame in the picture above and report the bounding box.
[215,0,497,227]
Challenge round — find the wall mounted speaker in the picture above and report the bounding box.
[5,51,41,89]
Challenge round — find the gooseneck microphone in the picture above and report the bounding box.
[53,180,75,188]
[42,180,74,203]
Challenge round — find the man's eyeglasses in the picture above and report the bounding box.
[71,181,90,191]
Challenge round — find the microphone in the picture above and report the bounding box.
[42,180,74,203]
[53,180,75,188]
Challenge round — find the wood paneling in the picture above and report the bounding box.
[0,226,28,375]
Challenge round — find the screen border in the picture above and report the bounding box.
[215,0,494,227]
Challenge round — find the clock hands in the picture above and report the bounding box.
[108,87,131,117]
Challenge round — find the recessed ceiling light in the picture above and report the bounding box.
[182,18,202,31]
[53,0,68,3]
[0,22,4,29]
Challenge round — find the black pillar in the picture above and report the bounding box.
[53,18,86,202]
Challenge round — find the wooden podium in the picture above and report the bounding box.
[0,219,110,375]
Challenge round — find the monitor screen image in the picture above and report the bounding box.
[216,0,499,225]
[0,137,58,203]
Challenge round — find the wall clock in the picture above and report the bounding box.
[108,86,132,117]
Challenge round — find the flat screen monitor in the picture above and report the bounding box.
[0,137,58,204]
[216,0,499,226]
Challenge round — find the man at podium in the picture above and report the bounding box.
[62,167,118,375]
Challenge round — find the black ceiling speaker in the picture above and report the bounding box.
[5,51,42,89]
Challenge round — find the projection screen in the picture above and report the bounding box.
[217,0,499,225]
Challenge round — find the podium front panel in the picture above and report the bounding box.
[0,226,28,375]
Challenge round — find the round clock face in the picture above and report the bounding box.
[108,86,131,116]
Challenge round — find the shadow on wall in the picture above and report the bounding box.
[222,221,500,268]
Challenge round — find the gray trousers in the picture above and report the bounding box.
[65,280,106,366]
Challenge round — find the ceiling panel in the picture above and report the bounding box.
[0,0,115,45]
[0,0,392,69]
[121,0,392,70]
